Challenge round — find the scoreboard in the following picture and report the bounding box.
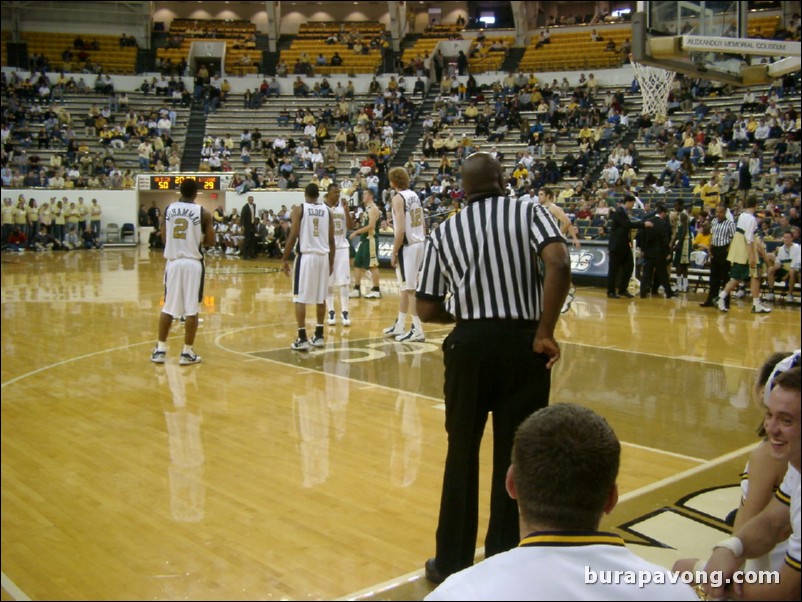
[138,174,227,191]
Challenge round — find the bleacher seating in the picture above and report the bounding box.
[422,24,462,38]
[747,14,781,38]
[168,19,256,39]
[3,87,190,182]
[19,32,136,75]
[1,29,10,67]
[203,90,419,189]
[623,84,801,212]
[157,19,260,77]
[279,22,386,75]
[401,38,441,73]
[519,28,630,73]
[468,36,515,73]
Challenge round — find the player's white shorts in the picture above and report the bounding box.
[162,258,204,318]
[396,241,424,292]
[328,246,351,287]
[293,252,329,305]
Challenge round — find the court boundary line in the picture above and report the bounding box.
[621,441,704,463]
[0,325,258,389]
[617,441,758,502]
[565,340,760,369]
[1,572,31,602]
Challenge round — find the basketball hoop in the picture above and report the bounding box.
[630,55,675,122]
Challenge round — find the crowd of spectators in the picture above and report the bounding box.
[2,18,800,256]
[199,79,417,209]
[2,70,182,190]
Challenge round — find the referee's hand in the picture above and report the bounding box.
[533,336,560,369]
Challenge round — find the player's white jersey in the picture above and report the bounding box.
[298,202,330,255]
[328,203,349,250]
[394,189,426,246]
[164,201,203,260]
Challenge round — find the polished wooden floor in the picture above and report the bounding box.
[1,247,800,601]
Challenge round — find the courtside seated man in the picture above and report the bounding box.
[695,367,801,601]
[425,404,698,601]
[151,179,215,365]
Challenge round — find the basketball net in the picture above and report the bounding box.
[631,55,675,123]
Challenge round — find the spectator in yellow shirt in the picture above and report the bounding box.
[695,175,721,211]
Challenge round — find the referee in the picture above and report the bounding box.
[416,152,570,583]
[700,204,736,307]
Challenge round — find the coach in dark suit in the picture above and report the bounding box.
[241,195,258,259]
[607,194,639,298]
[639,204,675,298]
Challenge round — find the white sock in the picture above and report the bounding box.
[720,291,728,299]
[327,289,334,313]
[157,341,167,352]
[339,286,349,313]
[412,315,423,333]
[397,312,407,327]
[182,344,193,354]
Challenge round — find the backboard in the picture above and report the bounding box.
[632,1,801,86]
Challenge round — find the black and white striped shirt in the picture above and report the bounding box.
[416,194,566,321]
[710,216,736,247]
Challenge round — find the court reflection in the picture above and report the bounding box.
[551,343,759,459]
[259,334,762,463]
[390,344,423,488]
[156,362,206,522]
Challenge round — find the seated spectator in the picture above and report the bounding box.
[425,404,698,600]
[293,77,309,97]
[677,367,800,601]
[82,226,102,249]
[765,230,800,302]
[63,226,81,250]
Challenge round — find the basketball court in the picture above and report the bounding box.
[3,4,802,599]
[1,248,799,600]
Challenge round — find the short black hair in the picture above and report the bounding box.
[180,179,198,199]
[513,403,620,530]
[305,183,319,199]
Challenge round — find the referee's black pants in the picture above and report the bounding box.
[608,248,634,295]
[705,245,730,302]
[434,319,550,577]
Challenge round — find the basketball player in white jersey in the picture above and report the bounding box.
[385,167,426,342]
[282,183,335,351]
[151,179,215,365]
[538,187,578,313]
[324,183,354,326]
